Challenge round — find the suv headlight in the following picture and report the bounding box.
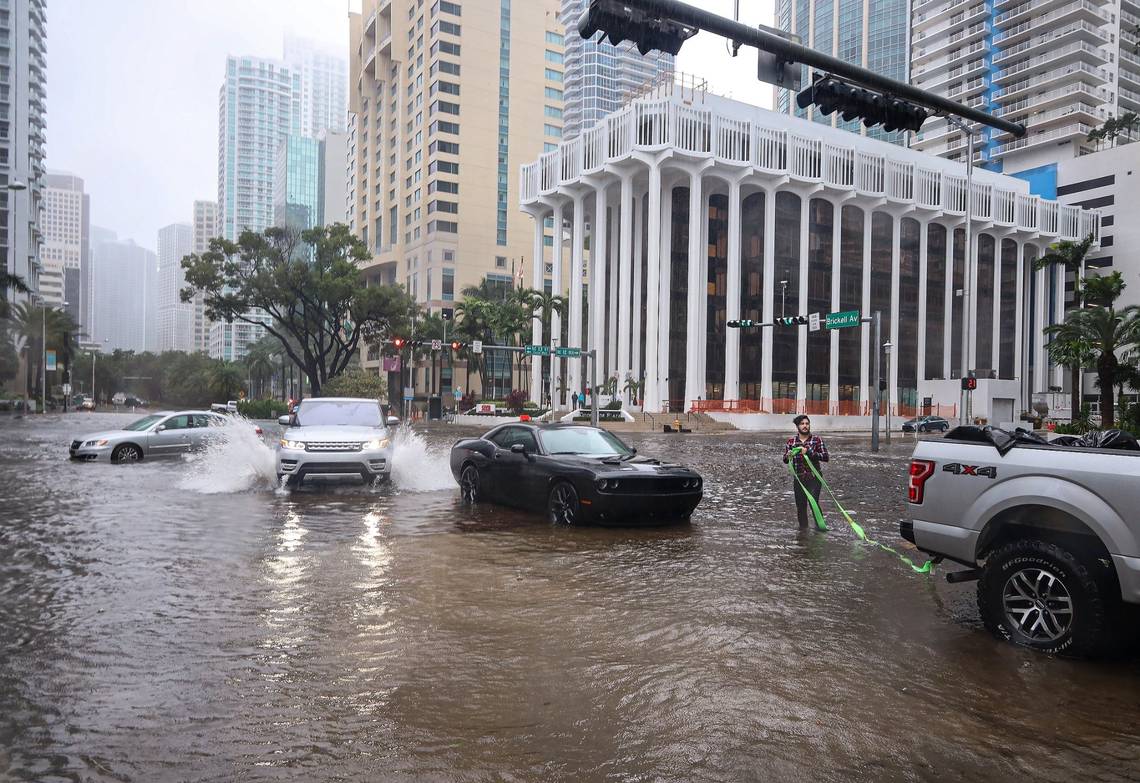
[279,439,306,450]
[363,437,391,450]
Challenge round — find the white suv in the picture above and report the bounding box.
[276,397,394,486]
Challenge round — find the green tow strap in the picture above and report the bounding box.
[787,446,933,575]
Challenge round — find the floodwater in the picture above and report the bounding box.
[1,412,1138,782]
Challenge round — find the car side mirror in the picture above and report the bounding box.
[155,425,166,433]
[510,443,527,454]
[386,416,399,426]
[278,415,292,426]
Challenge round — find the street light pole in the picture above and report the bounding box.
[780,279,789,319]
[884,340,893,445]
[946,116,977,427]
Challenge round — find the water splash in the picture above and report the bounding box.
[179,417,279,494]
[390,424,457,492]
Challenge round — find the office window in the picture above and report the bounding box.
[544,87,563,100]
[429,199,458,214]
[432,20,461,36]
[429,119,459,135]
[429,160,459,174]
[430,220,458,233]
[545,49,563,64]
[545,31,563,44]
[442,268,455,301]
[431,80,460,96]
[429,140,459,154]
[544,68,562,82]
[431,100,460,115]
[544,106,562,118]
[429,179,458,194]
[431,40,461,56]
[434,0,461,15]
[544,123,562,137]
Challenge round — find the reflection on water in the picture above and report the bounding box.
[1,412,1139,782]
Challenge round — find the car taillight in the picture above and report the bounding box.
[908,459,935,504]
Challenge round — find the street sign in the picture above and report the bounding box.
[46,350,56,371]
[525,344,550,356]
[825,310,861,329]
[403,386,414,401]
[62,383,72,395]
[472,340,483,354]
[430,339,442,350]
[555,346,581,358]
[808,312,821,332]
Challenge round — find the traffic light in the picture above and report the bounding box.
[726,319,758,328]
[778,316,808,326]
[961,375,977,391]
[392,337,406,349]
[577,0,698,56]
[796,74,928,133]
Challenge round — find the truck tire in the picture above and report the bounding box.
[977,538,1114,657]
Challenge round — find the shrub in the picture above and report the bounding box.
[603,399,623,410]
[238,398,289,420]
[504,389,528,414]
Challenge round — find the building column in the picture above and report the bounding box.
[644,163,663,413]
[656,182,673,412]
[590,183,608,390]
[796,194,809,410]
[1054,264,1065,390]
[828,202,841,410]
[698,188,711,397]
[889,213,901,416]
[761,188,776,405]
[724,178,742,401]
[967,233,980,375]
[992,237,1002,374]
[1014,241,1026,412]
[632,189,645,400]
[943,225,953,381]
[617,171,634,394]
[859,207,872,411]
[530,207,546,405]
[1034,261,1047,394]
[550,201,565,408]
[917,220,929,384]
[684,170,704,408]
[569,191,586,398]
[607,190,620,381]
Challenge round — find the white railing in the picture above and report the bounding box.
[518,97,1100,242]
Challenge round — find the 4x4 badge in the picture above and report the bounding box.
[942,462,997,479]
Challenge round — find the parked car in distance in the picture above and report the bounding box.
[276,397,393,486]
[902,415,951,433]
[79,397,96,411]
[69,410,248,462]
[226,400,239,413]
[450,422,703,525]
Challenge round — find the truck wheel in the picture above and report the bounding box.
[977,539,1114,657]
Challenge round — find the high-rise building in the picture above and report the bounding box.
[90,233,158,354]
[157,223,193,353]
[2,0,47,305]
[908,0,1128,172]
[774,0,910,145]
[348,0,564,385]
[274,130,349,233]
[213,56,301,361]
[284,35,349,137]
[558,0,674,140]
[41,172,89,333]
[191,200,218,354]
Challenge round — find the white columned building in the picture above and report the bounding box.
[521,82,1102,427]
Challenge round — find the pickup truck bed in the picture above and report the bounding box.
[904,436,1140,657]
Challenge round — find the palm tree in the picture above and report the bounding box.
[1044,271,1140,428]
[1034,234,1096,416]
[8,301,78,399]
[244,336,279,398]
[0,272,29,320]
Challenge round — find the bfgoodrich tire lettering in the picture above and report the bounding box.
[977,538,1113,657]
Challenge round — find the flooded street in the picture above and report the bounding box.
[2,413,1139,782]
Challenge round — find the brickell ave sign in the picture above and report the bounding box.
[555,346,581,358]
[826,310,861,329]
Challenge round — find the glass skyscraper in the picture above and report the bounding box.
[559,0,675,139]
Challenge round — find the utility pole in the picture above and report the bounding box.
[871,310,881,453]
[780,279,788,319]
[884,340,893,446]
[946,115,978,428]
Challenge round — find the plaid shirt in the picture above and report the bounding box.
[783,435,829,478]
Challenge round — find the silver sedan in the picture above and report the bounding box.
[68,411,259,463]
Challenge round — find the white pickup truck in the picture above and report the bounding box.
[903,433,1140,657]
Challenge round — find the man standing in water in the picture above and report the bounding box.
[782,414,829,530]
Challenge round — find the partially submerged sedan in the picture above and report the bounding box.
[69,411,260,462]
[450,423,703,525]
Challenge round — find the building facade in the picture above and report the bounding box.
[191,200,218,354]
[2,0,47,305]
[775,0,909,145]
[908,0,1134,173]
[559,0,674,140]
[41,172,88,332]
[213,56,301,361]
[157,222,194,353]
[520,86,1102,425]
[273,131,347,233]
[284,35,349,137]
[348,0,565,386]
[91,234,158,354]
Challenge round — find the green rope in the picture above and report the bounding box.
[788,446,933,574]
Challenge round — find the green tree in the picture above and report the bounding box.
[182,223,417,396]
[321,368,387,399]
[1034,234,1096,416]
[0,272,30,320]
[244,335,281,399]
[8,301,78,399]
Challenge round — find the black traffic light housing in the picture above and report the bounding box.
[796,74,928,133]
[961,375,977,391]
[778,316,808,326]
[726,319,758,328]
[578,0,698,56]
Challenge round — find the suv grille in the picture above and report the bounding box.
[305,442,362,452]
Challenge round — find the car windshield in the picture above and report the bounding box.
[538,427,633,457]
[122,414,164,432]
[295,400,382,427]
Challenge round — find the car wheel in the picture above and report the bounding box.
[111,444,143,463]
[459,464,482,503]
[918,424,927,433]
[548,481,580,525]
[977,538,1115,657]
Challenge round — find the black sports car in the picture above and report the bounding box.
[450,422,703,525]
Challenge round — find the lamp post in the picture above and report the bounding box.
[780,279,789,319]
[945,116,979,427]
[884,340,893,445]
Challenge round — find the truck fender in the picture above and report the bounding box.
[967,474,1136,559]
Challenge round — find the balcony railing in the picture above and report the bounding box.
[519,96,1100,243]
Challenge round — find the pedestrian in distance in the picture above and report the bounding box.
[572,390,580,410]
[782,414,830,530]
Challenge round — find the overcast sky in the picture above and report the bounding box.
[48,0,774,250]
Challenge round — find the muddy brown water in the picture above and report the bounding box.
[1,413,1138,782]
